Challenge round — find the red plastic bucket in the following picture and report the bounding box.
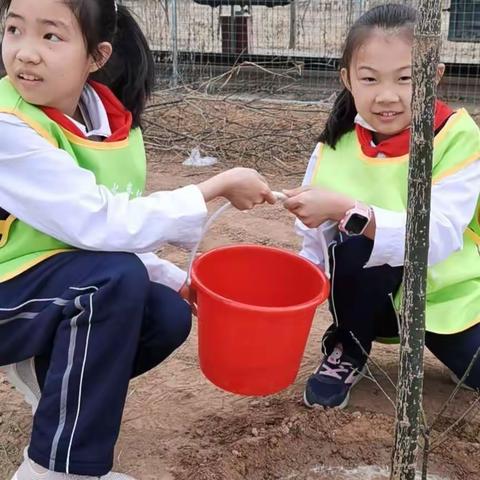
[191,244,330,396]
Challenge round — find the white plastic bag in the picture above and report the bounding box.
[183,147,218,167]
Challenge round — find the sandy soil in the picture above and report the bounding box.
[0,157,479,480]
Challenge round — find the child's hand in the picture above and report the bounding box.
[221,168,276,210]
[199,167,276,210]
[179,282,197,316]
[283,186,355,228]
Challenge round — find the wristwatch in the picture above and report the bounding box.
[339,201,372,236]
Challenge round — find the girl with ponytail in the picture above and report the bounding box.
[0,1,275,478]
[284,3,480,410]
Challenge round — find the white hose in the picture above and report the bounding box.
[186,190,330,285]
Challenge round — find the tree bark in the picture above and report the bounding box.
[390,2,442,479]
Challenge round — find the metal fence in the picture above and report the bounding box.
[124,0,480,104]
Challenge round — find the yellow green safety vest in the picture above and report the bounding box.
[0,77,146,282]
[311,109,480,334]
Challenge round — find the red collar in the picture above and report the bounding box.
[355,100,454,158]
[40,81,132,143]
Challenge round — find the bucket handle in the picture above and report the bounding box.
[186,191,331,286]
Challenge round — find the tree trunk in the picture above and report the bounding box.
[390,2,442,479]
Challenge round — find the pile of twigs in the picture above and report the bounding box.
[142,87,331,175]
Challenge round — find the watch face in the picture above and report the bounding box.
[345,213,369,235]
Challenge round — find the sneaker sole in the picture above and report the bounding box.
[303,388,352,410]
[303,365,366,410]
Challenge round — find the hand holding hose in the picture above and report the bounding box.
[198,167,276,210]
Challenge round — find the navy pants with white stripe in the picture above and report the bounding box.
[326,235,480,389]
[0,251,192,476]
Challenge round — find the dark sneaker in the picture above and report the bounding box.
[303,343,365,409]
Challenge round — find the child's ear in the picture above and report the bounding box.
[90,42,113,73]
[340,68,351,91]
[436,63,445,84]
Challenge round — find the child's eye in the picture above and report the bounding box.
[6,25,20,35]
[44,33,61,42]
[399,76,412,82]
[361,77,376,83]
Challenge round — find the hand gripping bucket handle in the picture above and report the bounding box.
[187,191,331,285]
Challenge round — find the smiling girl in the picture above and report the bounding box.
[283,3,480,409]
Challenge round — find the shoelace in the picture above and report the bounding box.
[317,345,356,381]
[318,360,354,380]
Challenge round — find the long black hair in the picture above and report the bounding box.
[320,3,417,148]
[0,0,154,128]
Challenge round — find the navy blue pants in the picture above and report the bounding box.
[326,235,480,389]
[0,251,192,475]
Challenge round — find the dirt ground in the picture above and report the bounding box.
[1,157,479,480]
